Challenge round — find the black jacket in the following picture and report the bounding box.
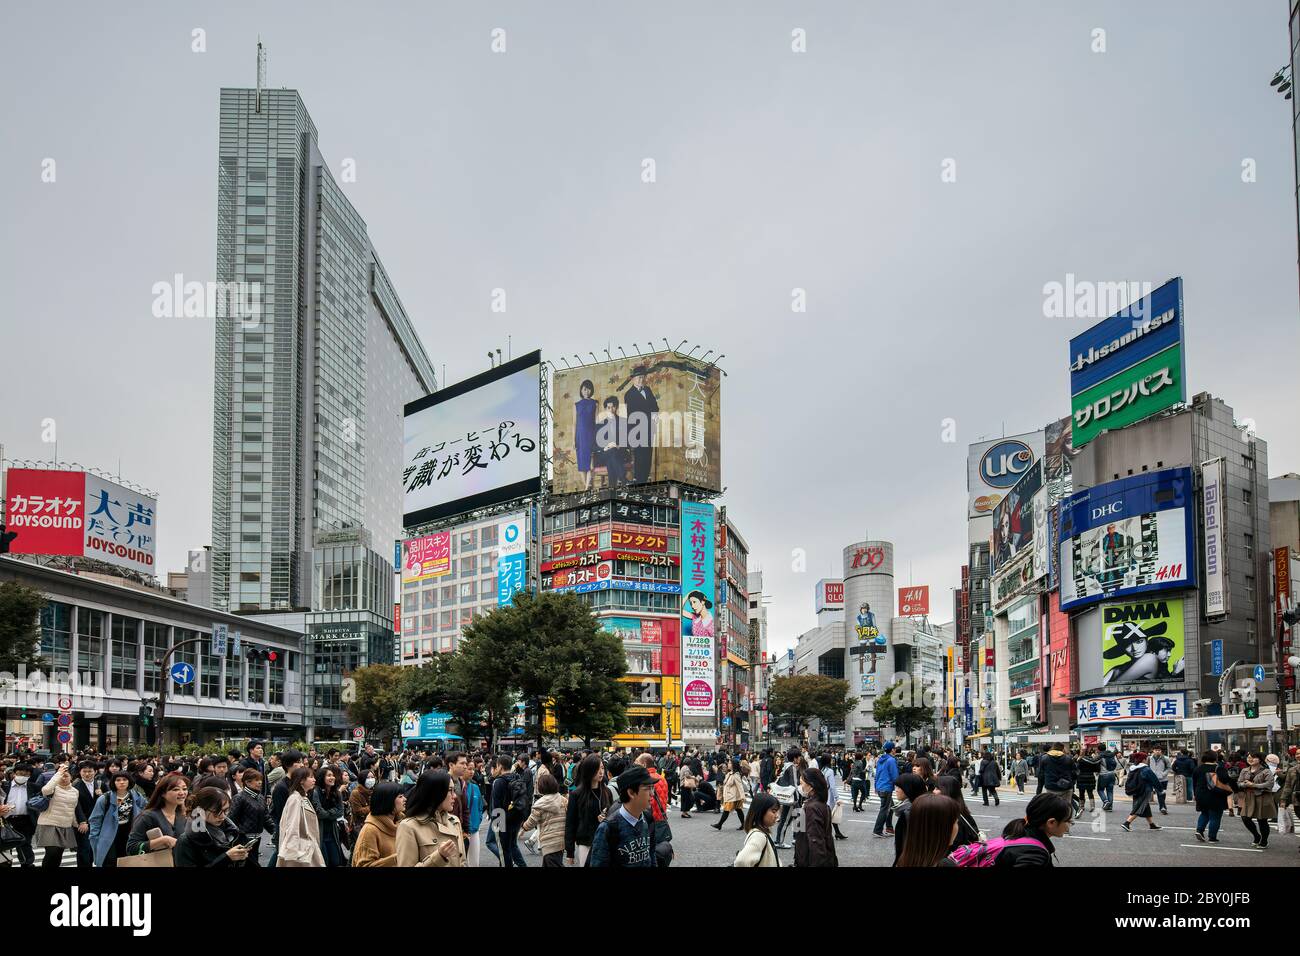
[270,779,291,843]
[174,818,247,867]
[980,759,1002,787]
[793,795,838,868]
[1036,752,1077,793]
[996,829,1054,867]
[565,787,609,857]
[230,787,272,838]
[73,779,101,820]
[1076,755,1102,788]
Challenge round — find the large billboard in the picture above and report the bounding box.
[1201,457,1228,618]
[401,531,451,583]
[1069,277,1186,448]
[4,468,158,576]
[680,501,716,717]
[991,459,1043,575]
[496,512,528,608]
[1058,468,1196,611]
[1101,597,1185,686]
[551,352,721,495]
[402,351,541,527]
[967,431,1044,518]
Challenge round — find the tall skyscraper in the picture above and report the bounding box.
[211,74,436,734]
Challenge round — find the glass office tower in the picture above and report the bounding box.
[212,85,437,734]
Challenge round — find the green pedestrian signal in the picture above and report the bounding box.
[1244,701,1259,720]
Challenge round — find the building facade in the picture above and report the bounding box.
[0,558,306,751]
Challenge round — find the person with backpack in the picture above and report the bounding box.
[1119,752,1162,832]
[1192,750,1231,843]
[949,790,1073,868]
[1172,749,1197,805]
[588,765,658,867]
[1096,746,1118,811]
[1035,745,1077,810]
[488,756,528,868]
[978,750,1001,807]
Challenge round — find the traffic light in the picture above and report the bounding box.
[138,705,152,727]
[0,523,16,553]
[245,646,279,663]
[1245,700,1259,720]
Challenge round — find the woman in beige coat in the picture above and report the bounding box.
[35,763,87,868]
[395,770,464,867]
[1237,753,1277,849]
[521,772,568,866]
[351,782,404,867]
[712,759,748,831]
[276,766,325,867]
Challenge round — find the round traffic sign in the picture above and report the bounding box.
[57,731,71,744]
[56,713,72,727]
[353,727,365,739]
[58,697,73,711]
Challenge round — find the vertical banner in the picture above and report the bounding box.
[497,513,527,608]
[680,501,716,718]
[211,623,228,657]
[1277,547,1293,689]
[1201,457,1228,618]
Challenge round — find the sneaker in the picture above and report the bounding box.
[1160,808,1168,815]
[1194,831,1206,842]
[1120,822,1132,832]
[1207,838,1220,843]
[1149,824,1162,830]
[884,827,894,835]
[1250,842,1261,848]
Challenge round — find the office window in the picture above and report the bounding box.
[40,602,73,673]
[200,642,221,698]
[142,622,168,694]
[110,616,139,691]
[77,608,107,676]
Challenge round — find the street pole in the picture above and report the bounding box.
[152,636,208,759]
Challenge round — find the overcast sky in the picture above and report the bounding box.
[3,1,1298,654]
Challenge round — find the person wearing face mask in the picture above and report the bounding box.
[350,769,377,830]
[34,762,89,868]
[793,767,838,867]
[0,761,42,866]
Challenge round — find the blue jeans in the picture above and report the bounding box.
[1098,775,1115,807]
[1197,809,1223,840]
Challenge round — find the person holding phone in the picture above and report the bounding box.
[126,772,190,856]
[34,763,87,868]
[174,787,252,867]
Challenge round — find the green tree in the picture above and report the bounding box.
[345,664,409,742]
[403,651,513,746]
[0,581,49,687]
[871,683,935,743]
[767,674,858,742]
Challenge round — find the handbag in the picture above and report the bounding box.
[830,803,843,825]
[0,819,25,849]
[118,846,174,868]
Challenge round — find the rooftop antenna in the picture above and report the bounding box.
[255,38,267,113]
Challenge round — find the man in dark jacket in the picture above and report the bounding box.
[73,760,102,866]
[229,769,272,866]
[1036,746,1077,797]
[589,765,657,867]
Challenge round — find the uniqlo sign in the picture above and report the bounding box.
[5,468,158,576]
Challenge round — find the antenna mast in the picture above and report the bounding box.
[255,38,267,113]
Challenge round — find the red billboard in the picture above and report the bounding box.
[898,585,930,616]
[1049,592,1072,705]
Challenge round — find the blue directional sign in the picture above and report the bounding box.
[41,713,54,723]
[170,662,195,686]
[1210,640,1223,677]
[1254,665,1266,683]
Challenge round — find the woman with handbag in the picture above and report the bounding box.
[565,754,611,864]
[125,772,189,857]
[677,763,698,819]
[823,753,848,841]
[88,770,145,867]
[312,765,348,867]
[276,766,325,867]
[711,759,748,832]
[733,793,780,867]
[34,763,87,868]
[174,787,252,867]
[395,770,464,867]
[1237,752,1277,849]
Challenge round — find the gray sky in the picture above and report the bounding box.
[2,1,1297,655]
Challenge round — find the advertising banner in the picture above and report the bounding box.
[495,513,528,608]
[1058,468,1195,611]
[898,585,930,616]
[817,579,844,613]
[967,432,1044,518]
[402,351,541,527]
[4,468,158,576]
[1201,457,1228,618]
[1075,692,1184,725]
[552,352,722,494]
[680,501,716,717]
[1043,416,1078,482]
[1278,547,1294,689]
[852,602,886,653]
[402,532,451,583]
[1101,597,1185,686]
[991,460,1043,575]
[1068,277,1186,449]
